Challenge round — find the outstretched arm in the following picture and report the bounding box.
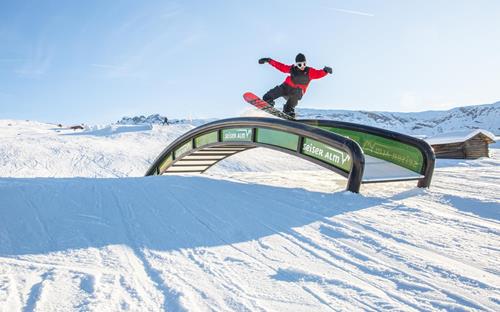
[269,59,292,74]
[309,66,332,79]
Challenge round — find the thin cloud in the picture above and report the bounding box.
[91,64,123,70]
[329,7,374,17]
[15,57,52,78]
[0,58,24,63]
[15,36,53,78]
[91,63,141,79]
[91,30,199,80]
[114,5,182,37]
[160,8,182,20]
[93,5,188,80]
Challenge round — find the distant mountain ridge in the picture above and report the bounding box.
[118,101,500,136]
[117,114,215,127]
[298,101,500,136]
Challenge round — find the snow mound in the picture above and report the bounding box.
[76,124,153,136]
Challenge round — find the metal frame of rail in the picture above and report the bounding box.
[299,119,435,188]
[145,117,365,193]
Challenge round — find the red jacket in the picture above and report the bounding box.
[268,59,328,94]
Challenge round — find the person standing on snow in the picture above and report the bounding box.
[258,53,332,118]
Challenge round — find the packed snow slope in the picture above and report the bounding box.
[0,119,499,311]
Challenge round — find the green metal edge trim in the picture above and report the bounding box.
[256,128,299,151]
[158,153,173,173]
[195,131,218,147]
[174,140,193,158]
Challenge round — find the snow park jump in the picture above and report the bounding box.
[145,117,435,193]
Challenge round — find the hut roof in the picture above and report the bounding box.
[425,129,496,145]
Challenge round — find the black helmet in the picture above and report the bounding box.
[295,53,306,63]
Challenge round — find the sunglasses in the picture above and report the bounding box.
[296,62,306,68]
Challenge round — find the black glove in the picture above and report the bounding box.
[259,57,271,64]
[323,66,333,74]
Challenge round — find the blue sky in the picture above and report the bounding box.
[1,0,499,124]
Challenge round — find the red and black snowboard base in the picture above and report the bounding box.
[243,92,295,121]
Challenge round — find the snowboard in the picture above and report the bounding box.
[243,92,295,120]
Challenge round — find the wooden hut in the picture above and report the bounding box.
[425,130,496,159]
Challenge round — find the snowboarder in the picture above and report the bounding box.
[259,53,332,118]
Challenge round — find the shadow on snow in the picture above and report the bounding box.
[0,175,382,256]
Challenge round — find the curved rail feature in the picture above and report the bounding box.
[145,117,365,193]
[299,119,435,188]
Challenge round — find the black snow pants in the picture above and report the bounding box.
[262,83,303,118]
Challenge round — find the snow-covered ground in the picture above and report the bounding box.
[0,120,195,178]
[0,120,499,311]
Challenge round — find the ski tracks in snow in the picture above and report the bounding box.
[137,170,500,311]
[0,120,499,311]
[1,174,499,311]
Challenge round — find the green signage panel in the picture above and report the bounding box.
[195,131,218,147]
[222,128,253,142]
[174,140,193,158]
[302,138,352,172]
[159,153,173,172]
[256,128,299,151]
[320,127,423,173]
